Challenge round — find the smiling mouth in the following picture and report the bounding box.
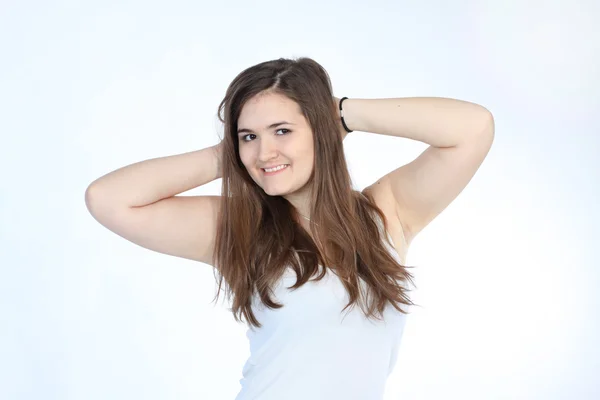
[261,164,290,174]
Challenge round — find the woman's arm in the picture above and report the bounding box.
[86,143,222,208]
[344,97,494,243]
[337,96,491,145]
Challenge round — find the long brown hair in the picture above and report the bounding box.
[212,56,417,329]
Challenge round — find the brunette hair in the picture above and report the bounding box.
[212,56,417,329]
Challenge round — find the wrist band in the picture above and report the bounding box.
[339,96,353,133]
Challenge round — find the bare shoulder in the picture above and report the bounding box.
[362,178,411,257]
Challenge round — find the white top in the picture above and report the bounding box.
[235,220,411,400]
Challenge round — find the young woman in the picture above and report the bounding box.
[85,57,494,399]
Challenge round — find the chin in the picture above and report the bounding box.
[262,187,290,197]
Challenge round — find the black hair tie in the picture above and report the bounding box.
[339,96,353,133]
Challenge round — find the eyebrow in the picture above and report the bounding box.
[237,121,294,135]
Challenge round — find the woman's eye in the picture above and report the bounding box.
[241,129,290,142]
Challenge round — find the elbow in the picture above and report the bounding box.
[85,183,111,216]
[84,184,100,215]
[478,110,495,142]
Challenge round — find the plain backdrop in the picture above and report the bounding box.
[1,1,598,399]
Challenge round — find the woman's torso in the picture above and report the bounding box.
[235,214,411,400]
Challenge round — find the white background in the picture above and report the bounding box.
[1,1,598,399]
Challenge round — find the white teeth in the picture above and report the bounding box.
[263,164,289,172]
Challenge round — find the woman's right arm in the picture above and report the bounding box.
[85,143,224,266]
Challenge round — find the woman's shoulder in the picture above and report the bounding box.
[361,186,409,262]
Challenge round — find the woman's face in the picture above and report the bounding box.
[237,92,315,198]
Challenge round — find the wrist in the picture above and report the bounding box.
[212,142,223,179]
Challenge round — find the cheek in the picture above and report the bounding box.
[298,154,315,176]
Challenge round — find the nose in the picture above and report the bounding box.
[257,136,279,163]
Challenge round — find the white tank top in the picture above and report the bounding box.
[235,219,411,400]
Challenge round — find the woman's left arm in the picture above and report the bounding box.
[338,96,495,243]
